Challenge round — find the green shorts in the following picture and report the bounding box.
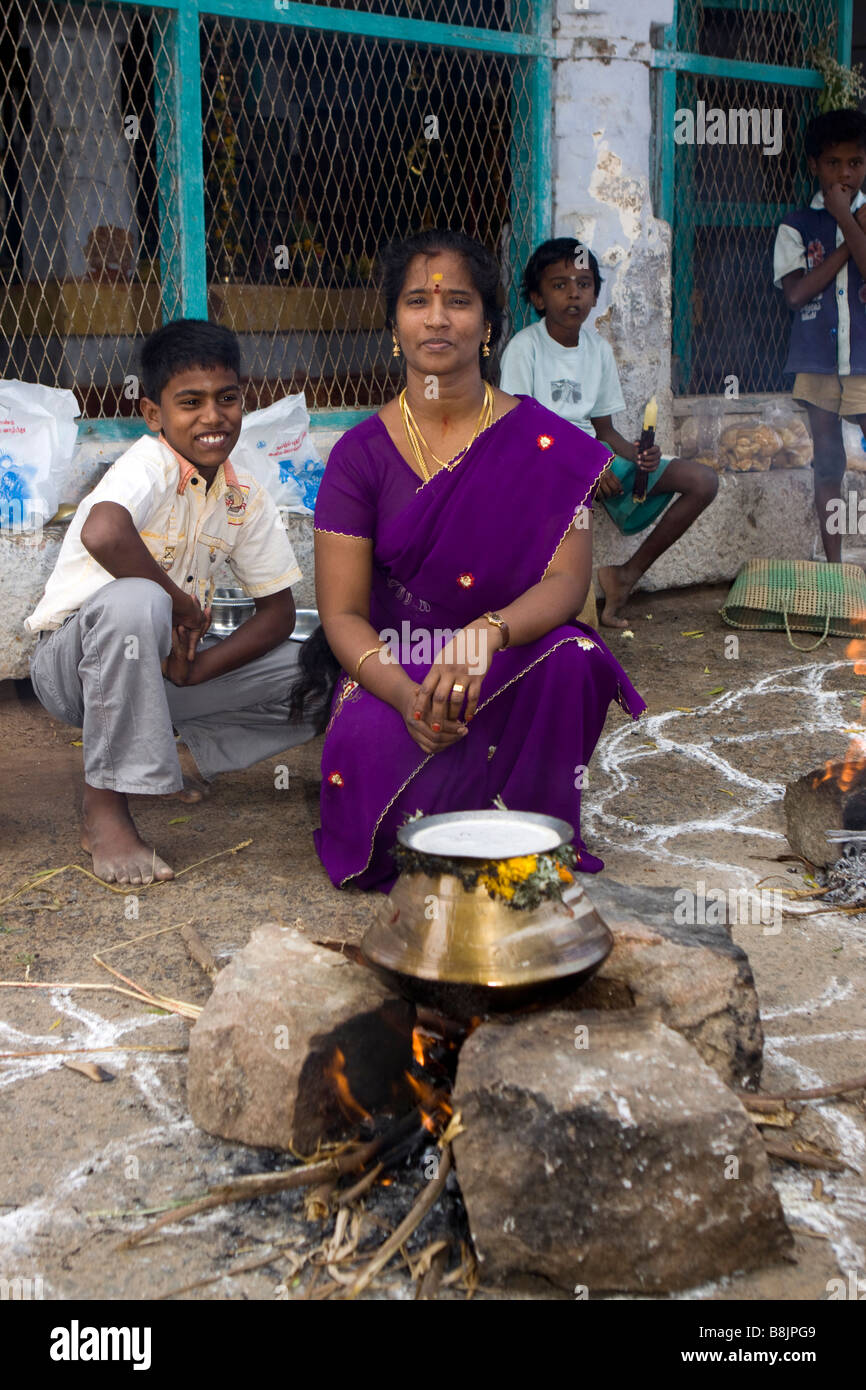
[599,454,675,535]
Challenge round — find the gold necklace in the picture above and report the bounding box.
[400,387,493,476]
[399,383,494,482]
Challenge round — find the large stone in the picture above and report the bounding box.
[572,878,763,1089]
[595,466,866,591]
[187,923,415,1152]
[453,1010,792,1294]
[783,763,866,869]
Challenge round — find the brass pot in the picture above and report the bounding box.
[362,867,613,1021]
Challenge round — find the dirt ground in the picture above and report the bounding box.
[1,582,864,1302]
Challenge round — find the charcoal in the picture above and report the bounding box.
[821,843,866,908]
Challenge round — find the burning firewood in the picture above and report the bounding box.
[344,1143,454,1298]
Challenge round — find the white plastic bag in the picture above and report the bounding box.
[233,393,325,514]
[0,380,80,531]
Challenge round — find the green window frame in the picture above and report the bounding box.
[74,0,554,445]
[651,0,854,395]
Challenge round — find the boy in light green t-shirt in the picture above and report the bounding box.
[500,237,718,627]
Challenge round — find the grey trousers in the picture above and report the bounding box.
[30,577,318,794]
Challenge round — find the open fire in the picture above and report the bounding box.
[811,635,866,797]
[325,1047,372,1125]
[785,636,866,905]
[282,1010,479,1295]
[324,1017,465,1150]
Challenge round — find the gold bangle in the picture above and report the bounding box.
[356,644,384,679]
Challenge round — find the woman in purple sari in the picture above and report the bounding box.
[293,230,644,890]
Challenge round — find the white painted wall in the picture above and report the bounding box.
[21,11,136,282]
[552,0,675,444]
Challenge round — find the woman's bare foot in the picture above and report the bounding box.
[597,565,635,629]
[81,785,174,885]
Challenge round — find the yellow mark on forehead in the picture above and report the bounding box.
[432,272,443,292]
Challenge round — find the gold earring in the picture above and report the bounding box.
[481,325,491,358]
[392,331,401,359]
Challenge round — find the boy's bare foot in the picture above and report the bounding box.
[597,565,634,629]
[164,747,209,803]
[163,775,209,805]
[81,785,174,885]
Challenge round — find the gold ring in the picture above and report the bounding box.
[451,683,466,695]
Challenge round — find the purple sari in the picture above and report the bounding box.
[313,395,644,889]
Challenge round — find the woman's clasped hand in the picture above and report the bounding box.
[402,619,499,753]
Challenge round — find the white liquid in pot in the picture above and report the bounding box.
[408,815,563,859]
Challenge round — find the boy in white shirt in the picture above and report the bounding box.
[27,319,316,885]
[499,238,717,626]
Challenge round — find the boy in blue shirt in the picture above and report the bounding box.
[500,237,717,627]
[773,108,866,562]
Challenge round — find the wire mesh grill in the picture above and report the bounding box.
[0,0,539,418]
[286,0,532,33]
[0,1,182,415]
[200,15,534,409]
[671,3,836,395]
[677,0,840,66]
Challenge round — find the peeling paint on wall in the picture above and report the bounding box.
[552,1,675,439]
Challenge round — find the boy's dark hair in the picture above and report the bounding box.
[378,228,503,374]
[521,237,602,307]
[139,319,241,403]
[804,108,866,160]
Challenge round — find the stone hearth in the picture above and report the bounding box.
[186,876,790,1293]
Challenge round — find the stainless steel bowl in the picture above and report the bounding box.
[209,586,256,638]
[290,608,319,642]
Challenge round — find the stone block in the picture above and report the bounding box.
[592,468,821,592]
[452,1009,792,1294]
[0,528,64,681]
[187,923,415,1152]
[783,763,863,869]
[571,878,763,1089]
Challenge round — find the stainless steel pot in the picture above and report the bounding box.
[209,591,319,641]
[290,608,319,642]
[209,586,256,638]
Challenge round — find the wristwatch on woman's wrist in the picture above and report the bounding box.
[483,611,510,650]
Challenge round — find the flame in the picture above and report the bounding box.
[324,1046,371,1123]
[839,752,866,794]
[850,638,866,676]
[405,1024,457,1136]
[809,637,866,795]
[812,759,835,788]
[411,1026,428,1067]
[405,1068,453,1123]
